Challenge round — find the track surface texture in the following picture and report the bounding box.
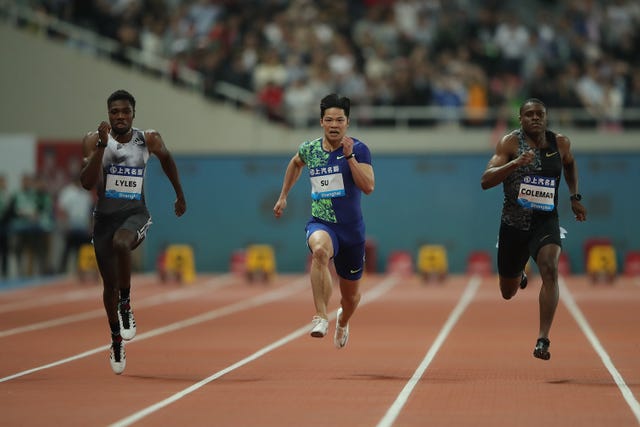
[1,272,639,427]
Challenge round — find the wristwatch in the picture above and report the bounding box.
[96,138,107,148]
[570,193,582,201]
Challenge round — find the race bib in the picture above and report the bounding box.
[310,166,345,200]
[105,165,144,200]
[517,175,556,211]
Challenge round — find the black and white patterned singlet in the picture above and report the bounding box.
[501,129,562,231]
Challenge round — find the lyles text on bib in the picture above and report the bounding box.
[105,164,144,200]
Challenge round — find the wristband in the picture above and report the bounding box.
[96,138,107,148]
[346,153,355,159]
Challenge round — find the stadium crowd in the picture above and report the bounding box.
[21,0,640,129]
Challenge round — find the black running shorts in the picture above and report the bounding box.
[92,208,151,274]
[497,215,561,278]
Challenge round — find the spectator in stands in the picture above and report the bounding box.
[200,49,226,100]
[0,174,9,278]
[574,60,625,130]
[284,76,315,128]
[218,53,253,94]
[548,62,583,126]
[112,2,142,66]
[431,71,467,124]
[56,177,94,274]
[253,48,287,92]
[186,0,223,42]
[256,80,285,123]
[624,69,640,128]
[307,62,336,103]
[9,174,54,277]
[493,11,530,77]
[327,35,357,80]
[464,67,489,127]
[139,16,167,74]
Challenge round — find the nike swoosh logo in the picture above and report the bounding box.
[540,234,551,242]
[349,268,362,274]
[337,155,345,159]
[545,152,558,157]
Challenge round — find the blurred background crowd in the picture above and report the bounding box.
[13,0,640,129]
[2,0,639,280]
[0,160,94,279]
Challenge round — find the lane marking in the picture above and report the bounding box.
[108,275,401,427]
[376,275,482,427]
[0,276,310,383]
[0,288,101,314]
[560,278,640,423]
[0,274,236,338]
[0,274,155,313]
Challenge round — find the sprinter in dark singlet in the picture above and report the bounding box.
[481,98,586,360]
[80,90,186,374]
[273,94,375,349]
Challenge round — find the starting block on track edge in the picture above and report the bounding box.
[159,244,196,284]
[586,244,617,284]
[245,244,276,283]
[417,244,448,283]
[77,243,99,282]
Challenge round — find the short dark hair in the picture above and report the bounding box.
[519,98,545,114]
[320,93,350,118]
[107,89,136,110]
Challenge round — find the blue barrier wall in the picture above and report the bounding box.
[143,153,638,274]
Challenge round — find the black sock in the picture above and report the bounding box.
[519,272,528,289]
[110,322,121,340]
[120,288,130,303]
[119,289,131,311]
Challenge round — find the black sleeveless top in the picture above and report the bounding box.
[501,129,562,231]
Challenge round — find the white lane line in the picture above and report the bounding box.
[0,288,100,314]
[108,275,401,427]
[0,276,310,383]
[560,278,640,424]
[0,274,156,313]
[0,274,236,338]
[0,308,104,338]
[376,275,482,427]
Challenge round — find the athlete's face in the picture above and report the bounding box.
[108,100,135,135]
[519,103,546,135]
[321,108,349,144]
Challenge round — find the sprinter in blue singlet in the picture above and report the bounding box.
[273,94,375,349]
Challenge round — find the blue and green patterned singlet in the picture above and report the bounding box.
[298,137,372,224]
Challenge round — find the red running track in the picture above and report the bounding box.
[1,272,639,426]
